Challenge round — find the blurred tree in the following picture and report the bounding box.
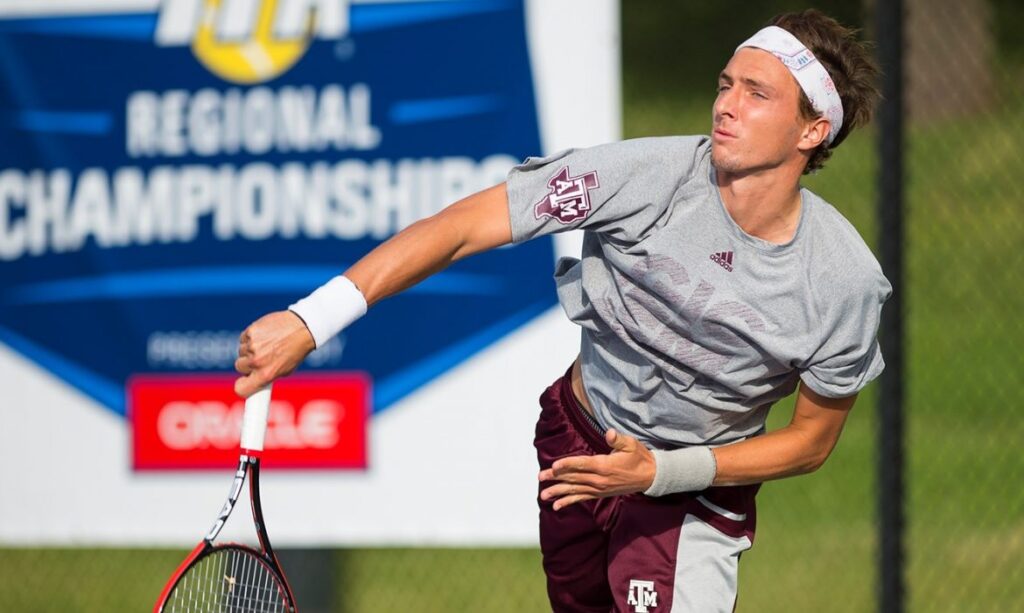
[622,0,867,100]
[906,0,994,120]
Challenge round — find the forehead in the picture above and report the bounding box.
[721,47,799,95]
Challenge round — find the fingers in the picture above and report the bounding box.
[234,310,314,379]
[549,455,609,478]
[539,481,599,512]
[234,330,273,397]
[547,438,640,479]
[238,329,252,354]
[234,352,284,395]
[541,470,604,489]
[552,494,595,511]
[539,466,611,512]
[234,356,252,375]
[540,481,601,501]
[538,439,654,510]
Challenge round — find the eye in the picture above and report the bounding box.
[717,84,730,92]
[751,91,768,100]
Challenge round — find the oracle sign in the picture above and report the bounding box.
[130,374,368,470]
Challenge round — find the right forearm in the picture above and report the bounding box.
[288,183,512,348]
[243,184,513,391]
[343,213,463,307]
[344,183,512,306]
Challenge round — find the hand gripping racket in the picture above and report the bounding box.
[154,386,298,612]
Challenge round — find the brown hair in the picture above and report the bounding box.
[769,10,880,174]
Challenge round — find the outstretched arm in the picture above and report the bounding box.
[234,183,513,397]
[539,382,856,510]
[345,183,513,307]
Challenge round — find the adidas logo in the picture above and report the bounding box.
[710,250,734,271]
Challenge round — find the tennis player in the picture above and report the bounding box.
[235,9,888,612]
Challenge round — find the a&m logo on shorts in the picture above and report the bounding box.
[155,0,350,84]
[534,166,600,224]
[627,579,658,612]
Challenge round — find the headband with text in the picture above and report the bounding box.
[737,25,844,145]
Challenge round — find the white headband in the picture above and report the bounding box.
[736,25,844,145]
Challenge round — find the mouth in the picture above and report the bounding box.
[713,128,737,140]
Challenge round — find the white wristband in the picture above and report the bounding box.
[288,275,367,348]
[643,446,718,497]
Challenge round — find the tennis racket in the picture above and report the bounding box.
[154,385,297,612]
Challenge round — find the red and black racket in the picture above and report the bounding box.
[154,386,297,612]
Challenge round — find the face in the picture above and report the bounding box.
[711,48,820,176]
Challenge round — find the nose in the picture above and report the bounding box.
[714,87,736,122]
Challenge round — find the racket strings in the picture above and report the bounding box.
[164,547,289,612]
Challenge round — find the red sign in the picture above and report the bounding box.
[129,373,369,470]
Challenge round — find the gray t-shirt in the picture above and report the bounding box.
[506,136,892,448]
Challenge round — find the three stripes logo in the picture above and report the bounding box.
[710,250,734,271]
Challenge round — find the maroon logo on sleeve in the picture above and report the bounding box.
[534,166,600,224]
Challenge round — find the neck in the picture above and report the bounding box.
[715,163,804,245]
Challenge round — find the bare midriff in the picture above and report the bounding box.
[570,355,598,418]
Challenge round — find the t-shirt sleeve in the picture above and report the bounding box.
[505,136,704,245]
[800,266,893,398]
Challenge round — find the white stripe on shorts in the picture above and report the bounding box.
[696,495,747,522]
[670,514,753,613]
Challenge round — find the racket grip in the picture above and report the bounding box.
[241,385,272,452]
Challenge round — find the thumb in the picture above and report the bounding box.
[606,429,630,451]
[235,372,265,399]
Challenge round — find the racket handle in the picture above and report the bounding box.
[241,385,272,452]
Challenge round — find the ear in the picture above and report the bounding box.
[797,116,831,152]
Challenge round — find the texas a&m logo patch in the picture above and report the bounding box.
[534,166,600,224]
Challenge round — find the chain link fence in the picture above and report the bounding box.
[902,0,1024,609]
[2,1,1022,611]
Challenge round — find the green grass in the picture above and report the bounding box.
[900,103,1024,612]
[336,548,549,612]
[0,548,186,612]
[4,60,1024,613]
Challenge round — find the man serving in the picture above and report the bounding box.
[235,9,889,612]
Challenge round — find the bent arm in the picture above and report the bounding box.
[539,382,856,509]
[710,383,856,486]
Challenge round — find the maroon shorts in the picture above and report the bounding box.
[535,366,761,613]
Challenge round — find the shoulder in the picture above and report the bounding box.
[583,135,710,170]
[802,190,892,308]
[511,136,711,201]
[514,135,709,176]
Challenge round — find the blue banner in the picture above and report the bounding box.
[0,0,556,417]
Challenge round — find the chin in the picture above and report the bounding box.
[710,148,746,174]
[711,143,776,176]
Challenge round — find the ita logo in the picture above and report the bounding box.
[155,0,350,84]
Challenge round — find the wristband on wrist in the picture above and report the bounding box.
[288,275,367,348]
[643,446,717,497]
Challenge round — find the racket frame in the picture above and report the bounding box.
[154,387,298,612]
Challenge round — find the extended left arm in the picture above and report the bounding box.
[539,383,856,510]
